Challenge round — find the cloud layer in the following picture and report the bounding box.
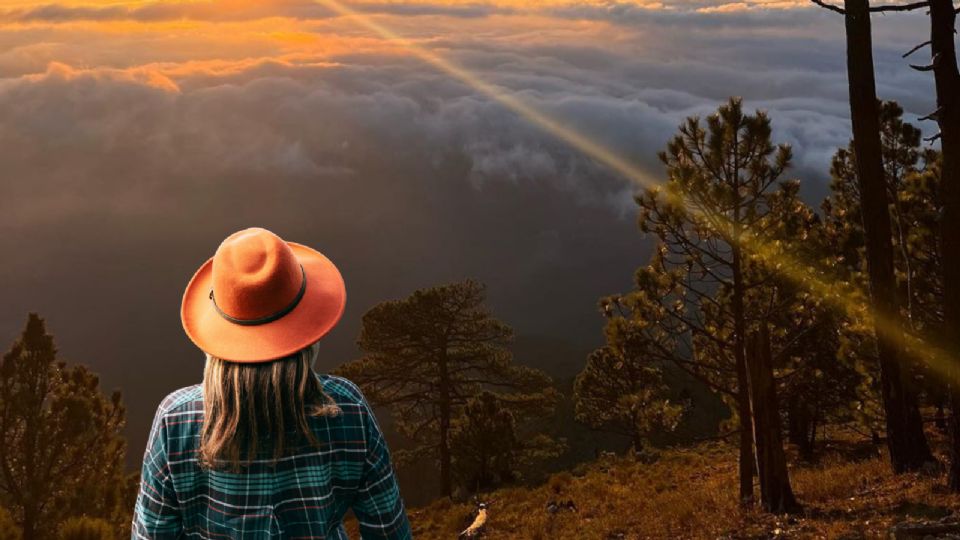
[0,0,938,465]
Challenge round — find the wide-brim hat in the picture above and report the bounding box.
[181,227,346,363]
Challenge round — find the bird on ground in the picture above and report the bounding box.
[459,502,488,539]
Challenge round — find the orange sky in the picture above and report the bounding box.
[0,0,845,91]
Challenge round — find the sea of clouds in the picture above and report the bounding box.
[0,0,937,455]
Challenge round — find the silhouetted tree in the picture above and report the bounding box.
[449,392,517,491]
[918,0,960,492]
[336,280,559,497]
[822,104,946,454]
[0,314,129,540]
[822,0,960,491]
[813,0,935,473]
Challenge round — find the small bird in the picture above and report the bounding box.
[546,501,560,514]
[458,502,488,539]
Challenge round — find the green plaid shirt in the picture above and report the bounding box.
[131,374,412,539]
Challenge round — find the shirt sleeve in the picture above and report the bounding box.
[351,396,413,540]
[131,404,182,539]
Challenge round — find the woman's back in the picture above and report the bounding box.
[133,375,411,539]
[132,228,411,539]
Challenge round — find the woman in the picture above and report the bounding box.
[132,227,412,539]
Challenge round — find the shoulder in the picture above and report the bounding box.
[144,384,202,452]
[318,374,380,429]
[317,374,387,442]
[318,374,369,407]
[156,384,203,418]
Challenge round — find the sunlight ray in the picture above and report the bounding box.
[312,0,957,382]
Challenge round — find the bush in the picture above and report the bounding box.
[0,507,22,540]
[58,517,114,540]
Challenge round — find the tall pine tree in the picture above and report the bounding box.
[0,314,130,540]
[607,98,805,511]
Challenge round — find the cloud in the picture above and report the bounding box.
[0,0,510,23]
[0,51,653,463]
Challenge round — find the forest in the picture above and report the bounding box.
[2,0,960,539]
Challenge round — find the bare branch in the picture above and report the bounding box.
[870,1,928,11]
[903,40,932,58]
[919,106,942,121]
[910,52,942,72]
[809,0,846,15]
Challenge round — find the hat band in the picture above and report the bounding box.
[209,265,307,326]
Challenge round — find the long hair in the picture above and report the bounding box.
[199,341,340,470]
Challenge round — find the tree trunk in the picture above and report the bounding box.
[21,505,35,540]
[737,385,755,504]
[935,395,948,432]
[951,391,960,490]
[926,0,960,491]
[632,428,644,455]
[843,0,934,472]
[808,407,820,459]
[732,246,756,504]
[787,395,815,461]
[438,353,453,497]
[746,325,800,514]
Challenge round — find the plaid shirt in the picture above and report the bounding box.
[132,374,412,539]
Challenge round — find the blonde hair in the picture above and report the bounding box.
[199,342,340,470]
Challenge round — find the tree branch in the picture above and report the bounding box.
[870,1,928,12]
[810,0,846,14]
[904,40,933,58]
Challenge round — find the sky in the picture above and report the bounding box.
[0,0,938,461]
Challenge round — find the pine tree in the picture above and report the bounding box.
[336,280,559,497]
[841,0,934,472]
[573,345,684,453]
[449,391,517,492]
[822,101,940,328]
[449,391,564,494]
[609,98,805,511]
[779,304,864,461]
[920,0,960,491]
[0,314,129,540]
[822,101,943,469]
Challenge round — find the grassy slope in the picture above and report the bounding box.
[395,437,960,539]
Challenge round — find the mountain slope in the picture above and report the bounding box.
[396,440,960,539]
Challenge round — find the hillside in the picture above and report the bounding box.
[392,436,960,539]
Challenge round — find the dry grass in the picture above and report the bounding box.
[403,437,960,539]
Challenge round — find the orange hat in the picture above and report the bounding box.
[181,227,346,362]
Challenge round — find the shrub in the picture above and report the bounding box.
[0,507,21,540]
[58,517,115,540]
